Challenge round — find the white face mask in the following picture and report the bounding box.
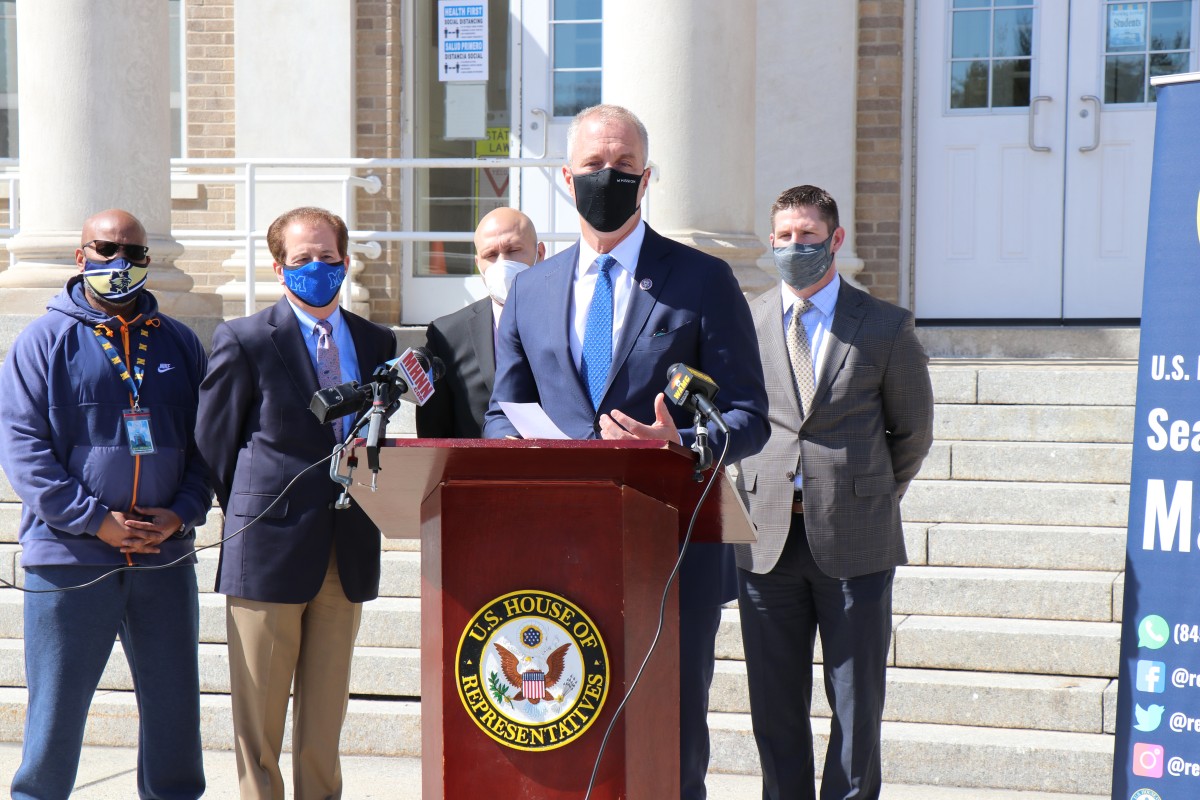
[483,258,532,305]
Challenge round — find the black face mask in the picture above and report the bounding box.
[570,167,644,232]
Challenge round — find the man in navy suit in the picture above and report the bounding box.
[417,207,544,438]
[483,104,769,799]
[196,207,396,799]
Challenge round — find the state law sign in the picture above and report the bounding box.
[1115,72,1200,799]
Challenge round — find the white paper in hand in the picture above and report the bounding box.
[498,402,571,439]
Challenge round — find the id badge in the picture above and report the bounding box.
[123,408,157,456]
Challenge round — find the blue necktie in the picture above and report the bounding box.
[581,254,616,410]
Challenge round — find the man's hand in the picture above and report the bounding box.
[96,511,159,554]
[104,506,183,554]
[599,393,680,443]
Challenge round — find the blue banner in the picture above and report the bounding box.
[1115,75,1200,800]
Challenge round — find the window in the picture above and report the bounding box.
[1104,0,1194,104]
[0,0,15,158]
[170,0,184,157]
[551,0,601,117]
[948,0,1035,110]
[0,2,183,158]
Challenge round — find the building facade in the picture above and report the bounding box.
[0,0,1189,326]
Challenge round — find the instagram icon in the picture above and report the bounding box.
[1133,743,1164,778]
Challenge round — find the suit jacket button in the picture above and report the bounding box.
[785,471,795,480]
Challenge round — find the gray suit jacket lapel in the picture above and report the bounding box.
[754,290,801,420]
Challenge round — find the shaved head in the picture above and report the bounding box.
[80,209,147,248]
[473,207,543,273]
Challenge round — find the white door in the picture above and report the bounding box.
[513,0,602,256]
[1062,1,1195,318]
[915,0,1197,321]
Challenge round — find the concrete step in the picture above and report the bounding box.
[904,480,1129,528]
[919,441,1131,485]
[922,523,1126,572]
[192,549,420,599]
[0,688,422,756]
[711,661,1111,734]
[929,362,1136,407]
[709,714,1113,795]
[892,566,1118,622]
[0,590,423,650]
[0,638,421,698]
[0,689,1115,794]
[933,404,1132,444]
[894,615,1120,678]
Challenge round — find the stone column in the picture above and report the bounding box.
[217,0,365,316]
[0,0,219,317]
[754,1,864,288]
[603,0,773,294]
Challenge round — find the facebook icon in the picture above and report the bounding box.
[1137,660,1167,694]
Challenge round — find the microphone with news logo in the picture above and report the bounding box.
[664,362,729,434]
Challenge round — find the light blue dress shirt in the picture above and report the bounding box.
[287,300,362,437]
[780,272,841,489]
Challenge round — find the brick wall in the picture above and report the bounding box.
[854,0,905,304]
[355,1,404,323]
[171,0,236,293]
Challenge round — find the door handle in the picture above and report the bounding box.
[1079,95,1101,152]
[1028,96,1051,152]
[527,108,549,159]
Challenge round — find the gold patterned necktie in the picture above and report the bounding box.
[787,298,816,417]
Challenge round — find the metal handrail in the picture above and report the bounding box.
[0,155,573,315]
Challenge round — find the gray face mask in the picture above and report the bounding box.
[772,234,835,292]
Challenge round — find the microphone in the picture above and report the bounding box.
[309,347,446,424]
[664,363,729,434]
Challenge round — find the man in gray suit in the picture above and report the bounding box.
[733,185,934,800]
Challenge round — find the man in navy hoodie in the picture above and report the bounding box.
[0,209,209,799]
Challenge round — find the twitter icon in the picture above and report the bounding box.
[1134,703,1165,732]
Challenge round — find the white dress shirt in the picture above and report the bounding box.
[780,272,840,489]
[569,220,646,371]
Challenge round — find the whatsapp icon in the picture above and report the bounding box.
[1138,615,1169,650]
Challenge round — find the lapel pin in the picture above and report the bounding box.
[639,278,653,291]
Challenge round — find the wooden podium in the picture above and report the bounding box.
[346,439,754,800]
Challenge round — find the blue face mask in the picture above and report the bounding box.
[772,235,835,292]
[282,260,345,308]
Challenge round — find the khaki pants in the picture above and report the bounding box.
[226,551,362,800]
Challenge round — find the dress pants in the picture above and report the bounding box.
[13,563,204,800]
[226,550,362,800]
[679,601,723,800]
[736,513,894,800]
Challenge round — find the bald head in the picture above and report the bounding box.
[80,209,147,249]
[473,207,543,274]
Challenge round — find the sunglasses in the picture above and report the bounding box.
[83,239,150,263]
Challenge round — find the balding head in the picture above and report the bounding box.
[80,209,147,250]
[473,207,543,274]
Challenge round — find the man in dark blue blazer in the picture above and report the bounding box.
[483,104,769,799]
[196,207,396,799]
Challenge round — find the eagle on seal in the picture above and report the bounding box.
[495,642,571,704]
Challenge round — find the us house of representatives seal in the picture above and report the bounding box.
[456,589,610,751]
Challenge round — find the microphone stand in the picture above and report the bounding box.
[691,410,713,481]
[329,404,374,510]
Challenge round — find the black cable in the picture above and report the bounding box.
[0,438,355,595]
[582,432,731,800]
